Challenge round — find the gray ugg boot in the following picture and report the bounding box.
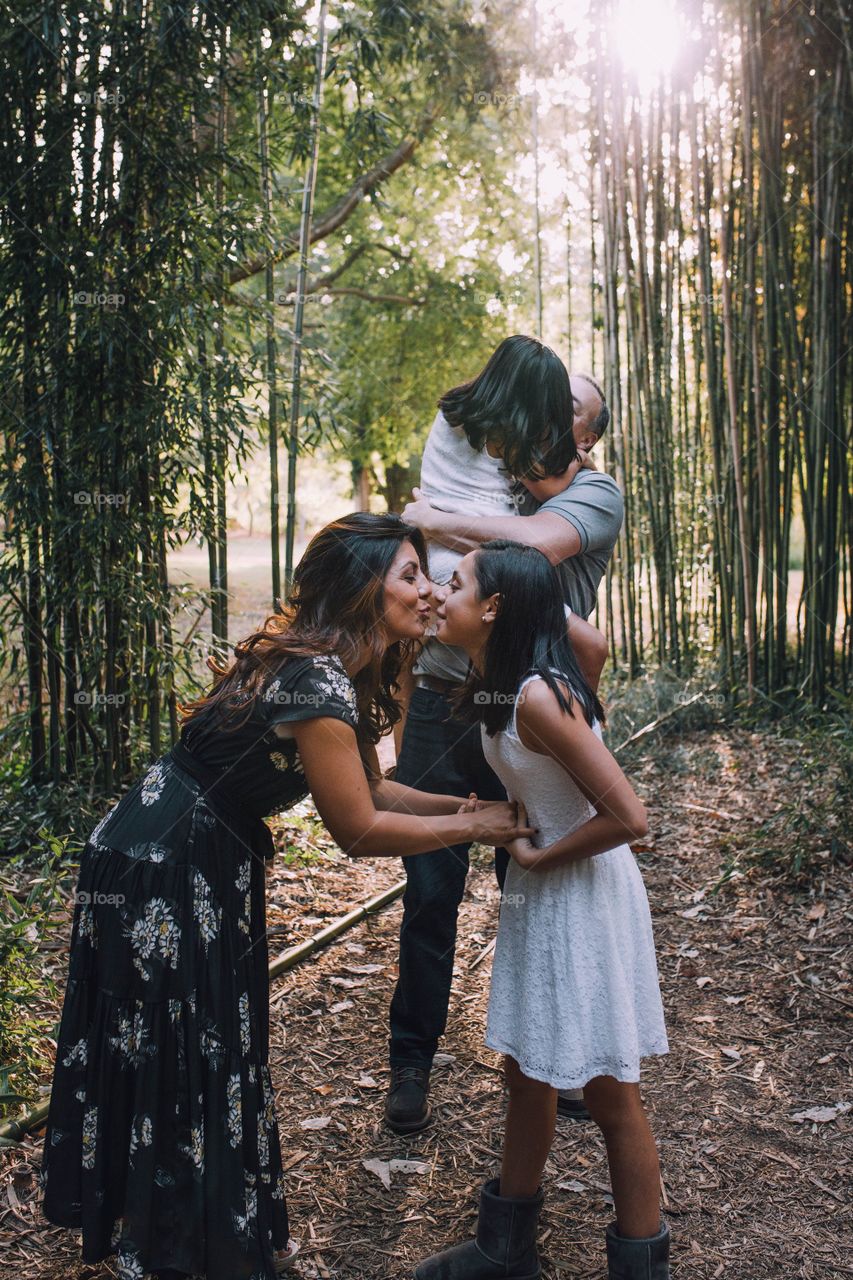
[414,1178,543,1280]
[605,1220,670,1279]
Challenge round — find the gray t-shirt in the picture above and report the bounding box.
[534,471,624,618]
[414,414,624,683]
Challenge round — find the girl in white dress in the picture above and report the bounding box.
[415,540,671,1280]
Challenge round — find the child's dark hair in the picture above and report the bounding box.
[453,540,605,735]
[438,335,576,480]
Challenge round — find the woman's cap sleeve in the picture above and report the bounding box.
[261,655,358,730]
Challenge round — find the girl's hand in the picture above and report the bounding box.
[469,801,536,848]
[457,792,483,813]
[506,802,541,870]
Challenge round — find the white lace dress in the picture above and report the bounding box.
[481,675,669,1088]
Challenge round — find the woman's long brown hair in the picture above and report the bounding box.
[180,512,428,746]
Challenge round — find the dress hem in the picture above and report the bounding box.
[483,1034,670,1090]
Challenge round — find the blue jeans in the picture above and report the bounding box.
[389,687,508,1069]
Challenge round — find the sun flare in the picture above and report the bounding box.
[613,0,684,86]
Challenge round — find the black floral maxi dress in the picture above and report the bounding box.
[40,653,360,1280]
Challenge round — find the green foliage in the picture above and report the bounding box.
[0,832,74,1117]
[0,0,516,794]
[0,738,95,861]
[721,701,853,882]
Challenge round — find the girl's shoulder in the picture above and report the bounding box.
[515,669,598,733]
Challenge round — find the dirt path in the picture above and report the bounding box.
[3,729,850,1279]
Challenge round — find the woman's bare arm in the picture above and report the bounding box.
[292,717,532,857]
[359,741,482,817]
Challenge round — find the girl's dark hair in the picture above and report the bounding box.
[180,512,427,746]
[438,335,576,481]
[453,539,605,735]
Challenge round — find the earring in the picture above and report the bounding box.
[482,615,489,622]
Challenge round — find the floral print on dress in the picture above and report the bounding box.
[116,1245,145,1280]
[269,748,303,773]
[263,678,283,705]
[81,1105,98,1170]
[239,992,251,1055]
[180,1107,205,1174]
[128,1114,153,1160]
[89,805,118,849]
[126,897,180,981]
[62,1038,87,1069]
[233,1170,258,1238]
[200,1020,227,1070]
[257,1073,277,1181]
[311,656,357,714]
[235,860,252,934]
[193,870,221,952]
[109,1007,157,1067]
[77,904,96,943]
[125,842,168,863]
[226,1073,242,1148]
[140,760,167,806]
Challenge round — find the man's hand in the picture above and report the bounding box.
[401,487,440,535]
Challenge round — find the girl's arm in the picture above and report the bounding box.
[293,717,533,858]
[359,742,487,817]
[508,680,647,872]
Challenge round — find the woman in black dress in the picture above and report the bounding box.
[40,513,529,1280]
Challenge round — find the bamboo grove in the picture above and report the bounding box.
[0,0,507,790]
[589,0,852,703]
[1,0,850,798]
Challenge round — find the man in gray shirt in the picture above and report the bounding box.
[385,348,622,1134]
[408,373,621,714]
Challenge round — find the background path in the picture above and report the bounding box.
[2,729,850,1279]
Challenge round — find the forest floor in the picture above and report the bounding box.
[1,723,851,1280]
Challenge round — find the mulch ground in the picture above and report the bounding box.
[2,727,851,1280]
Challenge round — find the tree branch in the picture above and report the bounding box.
[228,104,441,287]
[313,286,424,305]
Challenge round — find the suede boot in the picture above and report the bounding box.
[414,1178,542,1280]
[605,1220,670,1279]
